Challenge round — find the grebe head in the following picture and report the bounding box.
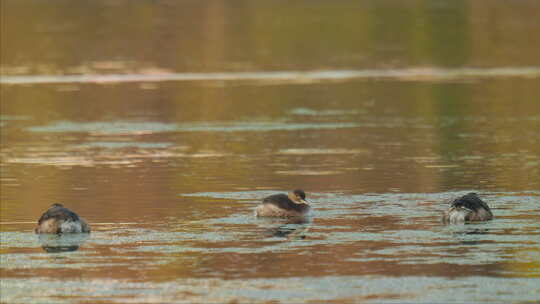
[450,193,481,211]
[51,203,64,208]
[288,189,308,205]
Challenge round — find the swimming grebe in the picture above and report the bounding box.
[442,193,493,223]
[255,189,310,217]
[35,203,91,234]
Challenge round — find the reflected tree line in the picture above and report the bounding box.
[2,0,540,72]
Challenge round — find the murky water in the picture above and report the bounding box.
[1,0,540,303]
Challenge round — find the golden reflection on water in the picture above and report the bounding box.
[2,0,540,303]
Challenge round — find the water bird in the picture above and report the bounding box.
[442,193,493,223]
[35,203,91,234]
[255,189,311,217]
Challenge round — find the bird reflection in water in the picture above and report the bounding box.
[38,233,90,253]
[258,217,311,240]
[447,224,491,246]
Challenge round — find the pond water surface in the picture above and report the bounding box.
[1,1,540,303]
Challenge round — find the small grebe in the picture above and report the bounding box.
[255,189,310,217]
[35,203,91,234]
[442,193,493,223]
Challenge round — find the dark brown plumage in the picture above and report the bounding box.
[442,193,493,223]
[35,204,91,234]
[255,190,310,217]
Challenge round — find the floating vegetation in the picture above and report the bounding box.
[2,67,540,85]
[27,120,360,135]
[278,148,369,155]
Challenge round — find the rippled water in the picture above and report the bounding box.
[1,191,539,303]
[2,0,540,303]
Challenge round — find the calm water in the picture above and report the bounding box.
[1,1,540,303]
